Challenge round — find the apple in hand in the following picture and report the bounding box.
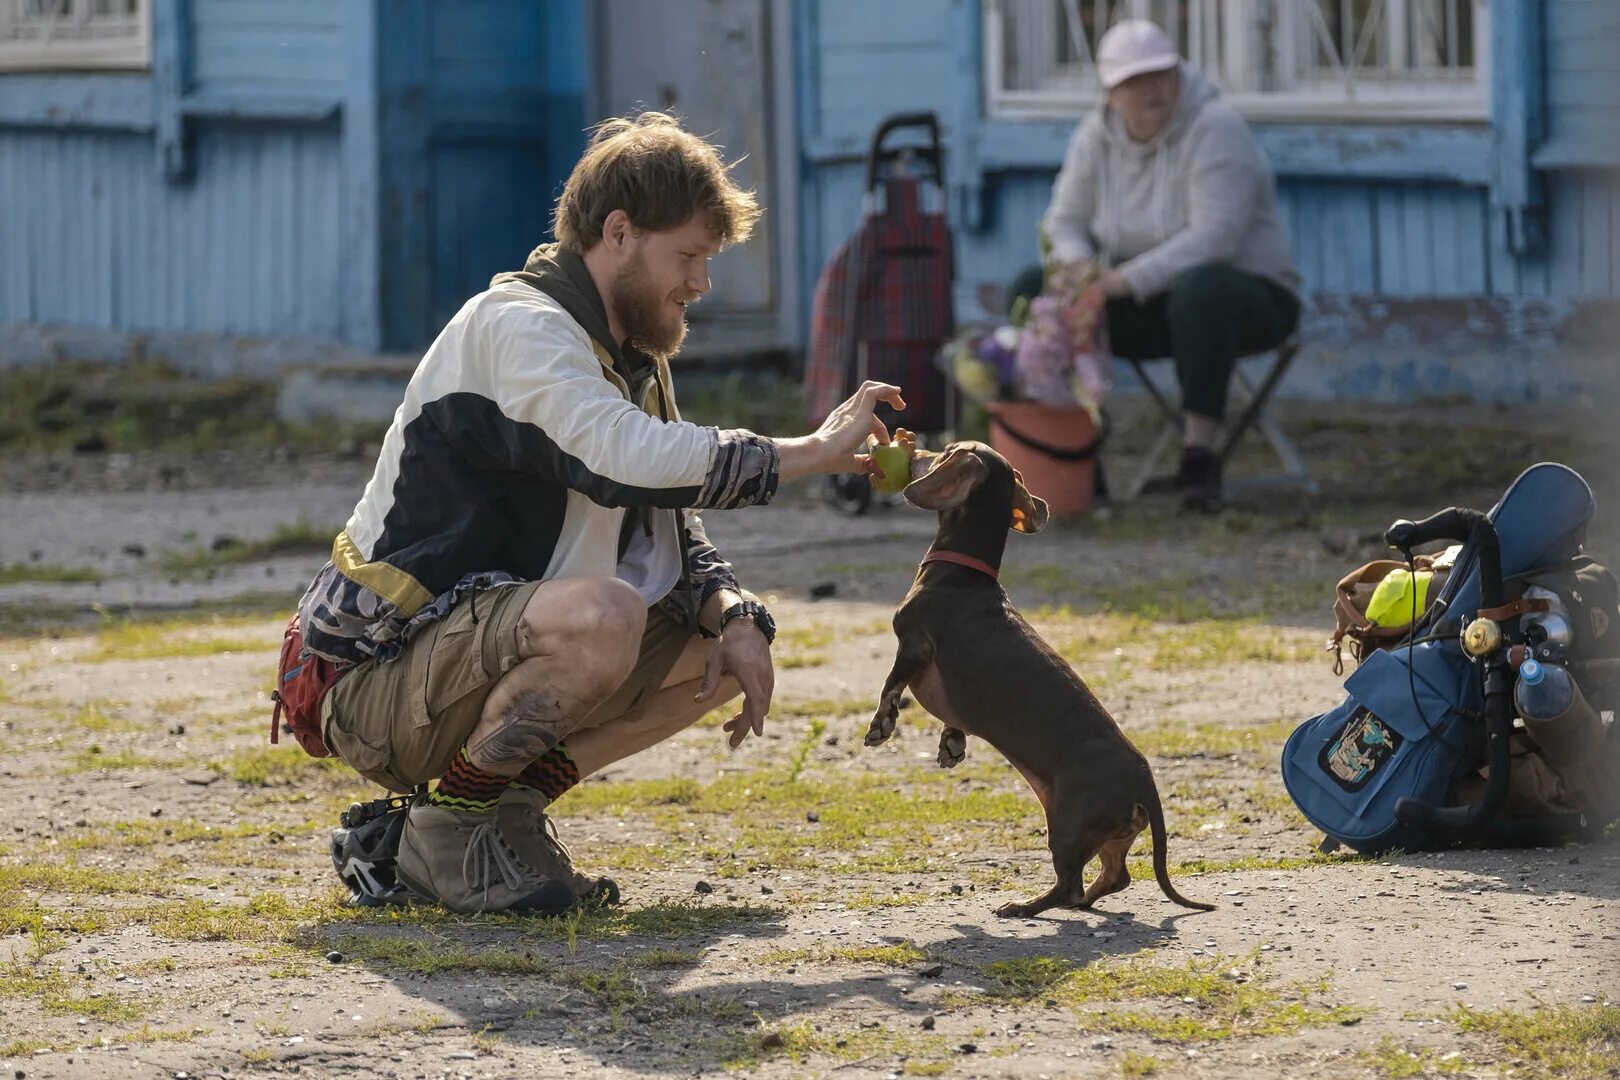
[866,428,917,494]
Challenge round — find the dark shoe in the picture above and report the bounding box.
[1177,446,1224,513]
[498,786,621,907]
[394,803,575,915]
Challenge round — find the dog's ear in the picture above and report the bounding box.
[904,448,987,511]
[1009,469,1050,533]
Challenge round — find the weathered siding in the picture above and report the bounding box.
[0,0,371,353]
[188,0,347,104]
[0,123,347,342]
[1544,0,1620,163]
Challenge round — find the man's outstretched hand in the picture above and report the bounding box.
[694,617,775,748]
[776,380,906,481]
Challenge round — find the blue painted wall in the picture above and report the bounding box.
[793,0,1620,402]
[1542,0,1620,166]
[0,0,586,355]
[0,0,368,350]
[0,124,345,339]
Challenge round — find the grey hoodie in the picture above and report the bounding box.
[1043,64,1300,301]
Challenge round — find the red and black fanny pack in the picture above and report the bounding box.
[270,613,350,758]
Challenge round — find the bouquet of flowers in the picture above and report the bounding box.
[943,260,1113,420]
[1012,261,1112,418]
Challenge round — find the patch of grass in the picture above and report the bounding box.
[1146,620,1318,670]
[0,599,85,638]
[677,370,806,434]
[1130,718,1298,761]
[971,950,1365,1042]
[0,562,101,585]
[1360,1038,1469,1077]
[1088,577,1215,622]
[2,593,298,640]
[61,700,139,733]
[1000,563,1081,594]
[761,941,929,969]
[982,955,1074,997]
[68,744,167,772]
[81,612,278,662]
[0,358,391,455]
[120,1023,211,1047]
[0,890,106,938]
[216,746,349,787]
[842,888,931,910]
[777,625,836,651]
[60,817,295,853]
[1447,1002,1620,1079]
[137,892,343,944]
[725,1019,951,1070]
[0,861,162,897]
[326,897,777,948]
[0,1036,65,1056]
[157,519,337,578]
[1120,1051,1168,1077]
[785,718,827,784]
[778,653,829,669]
[773,696,874,720]
[635,947,703,969]
[560,776,703,812]
[331,935,553,977]
[1132,850,1372,879]
[330,933,732,1017]
[558,759,1046,876]
[0,960,147,1021]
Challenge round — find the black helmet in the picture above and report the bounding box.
[329,802,416,907]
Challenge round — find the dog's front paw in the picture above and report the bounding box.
[994,900,1033,919]
[864,704,898,746]
[936,727,967,768]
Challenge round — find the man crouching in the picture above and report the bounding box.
[289,111,904,913]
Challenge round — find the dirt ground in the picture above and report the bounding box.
[0,394,1616,1079]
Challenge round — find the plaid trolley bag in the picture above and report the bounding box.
[805,112,955,512]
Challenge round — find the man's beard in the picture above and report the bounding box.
[610,252,687,361]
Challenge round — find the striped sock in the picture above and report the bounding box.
[426,748,509,813]
[510,743,581,804]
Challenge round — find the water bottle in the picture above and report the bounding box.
[1514,658,1602,778]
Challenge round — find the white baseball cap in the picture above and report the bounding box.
[1096,19,1180,89]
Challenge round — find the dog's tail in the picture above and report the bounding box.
[1143,793,1216,912]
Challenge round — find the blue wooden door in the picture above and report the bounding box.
[380,0,588,349]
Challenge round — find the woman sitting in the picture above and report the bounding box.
[1040,19,1301,511]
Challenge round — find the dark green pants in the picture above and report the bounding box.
[1106,263,1300,422]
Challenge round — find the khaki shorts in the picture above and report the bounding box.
[323,581,693,793]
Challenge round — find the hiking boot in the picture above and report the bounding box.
[498,786,621,907]
[393,803,575,915]
[1177,446,1224,513]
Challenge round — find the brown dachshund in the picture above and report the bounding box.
[864,441,1213,918]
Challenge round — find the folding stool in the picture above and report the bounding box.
[1120,337,1319,500]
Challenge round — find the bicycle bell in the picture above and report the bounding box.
[1461,615,1502,659]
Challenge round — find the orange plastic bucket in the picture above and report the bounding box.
[986,401,1103,517]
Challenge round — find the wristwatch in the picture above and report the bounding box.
[719,599,776,645]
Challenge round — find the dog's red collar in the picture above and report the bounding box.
[921,549,1000,581]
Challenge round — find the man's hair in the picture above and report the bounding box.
[553,111,761,253]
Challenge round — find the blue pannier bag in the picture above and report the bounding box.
[1282,463,1595,854]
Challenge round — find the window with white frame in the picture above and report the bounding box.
[985,0,1489,121]
[0,0,151,72]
